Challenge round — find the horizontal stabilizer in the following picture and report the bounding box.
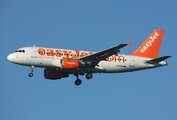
[146,56,171,64]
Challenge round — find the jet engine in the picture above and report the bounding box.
[52,59,85,70]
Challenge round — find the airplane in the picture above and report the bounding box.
[7,29,171,86]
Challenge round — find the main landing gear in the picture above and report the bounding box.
[74,73,93,86]
[75,79,82,86]
[74,74,82,86]
[28,66,34,77]
[86,73,93,80]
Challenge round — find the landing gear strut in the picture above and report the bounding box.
[28,65,34,77]
[74,74,82,86]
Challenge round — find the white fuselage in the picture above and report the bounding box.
[7,46,167,74]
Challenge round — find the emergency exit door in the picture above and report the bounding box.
[31,47,37,58]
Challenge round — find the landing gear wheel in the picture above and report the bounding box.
[29,66,34,77]
[86,73,93,80]
[29,73,33,77]
[75,79,82,86]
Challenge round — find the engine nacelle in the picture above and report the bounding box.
[44,68,69,80]
[62,59,80,69]
[52,59,85,70]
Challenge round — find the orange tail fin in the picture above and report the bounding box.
[131,29,164,58]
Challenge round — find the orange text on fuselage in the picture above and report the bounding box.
[37,48,126,63]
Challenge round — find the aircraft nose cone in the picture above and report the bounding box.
[7,54,13,62]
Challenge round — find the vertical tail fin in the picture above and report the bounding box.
[131,29,164,58]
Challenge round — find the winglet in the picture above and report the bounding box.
[131,29,164,58]
[127,42,132,46]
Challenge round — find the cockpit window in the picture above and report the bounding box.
[15,50,25,53]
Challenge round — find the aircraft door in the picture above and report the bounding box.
[129,56,135,67]
[31,47,37,58]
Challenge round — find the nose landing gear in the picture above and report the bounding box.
[28,66,34,77]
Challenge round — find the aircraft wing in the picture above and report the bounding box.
[78,42,131,62]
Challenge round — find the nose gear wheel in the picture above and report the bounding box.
[28,66,34,77]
